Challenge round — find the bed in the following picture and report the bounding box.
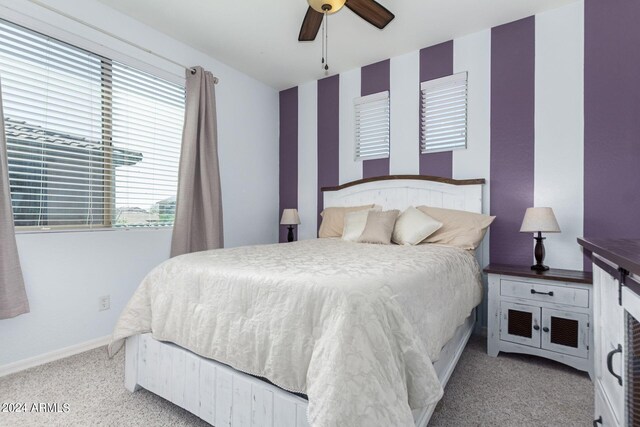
[109,175,486,427]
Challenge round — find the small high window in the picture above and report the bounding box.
[420,72,468,154]
[354,90,390,161]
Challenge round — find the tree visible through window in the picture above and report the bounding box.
[0,19,184,229]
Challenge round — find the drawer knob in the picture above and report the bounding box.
[533,325,540,331]
[542,326,549,333]
[530,289,554,296]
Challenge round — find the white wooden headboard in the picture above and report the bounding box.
[323,175,485,214]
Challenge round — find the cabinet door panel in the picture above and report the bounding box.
[541,308,589,358]
[594,264,624,425]
[500,301,541,348]
[595,381,619,427]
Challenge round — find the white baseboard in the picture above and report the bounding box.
[0,335,111,378]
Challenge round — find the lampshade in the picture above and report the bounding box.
[520,207,561,233]
[308,0,346,14]
[280,208,301,225]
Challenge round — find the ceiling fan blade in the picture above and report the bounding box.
[345,0,395,29]
[298,7,324,41]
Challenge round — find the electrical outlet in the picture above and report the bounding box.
[99,295,110,311]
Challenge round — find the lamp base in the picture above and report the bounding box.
[531,264,550,272]
[287,225,295,243]
[532,231,549,272]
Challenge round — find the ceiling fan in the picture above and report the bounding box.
[298,0,395,41]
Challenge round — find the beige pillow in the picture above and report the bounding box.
[318,204,374,238]
[392,207,443,245]
[342,206,382,242]
[417,206,495,250]
[358,210,400,245]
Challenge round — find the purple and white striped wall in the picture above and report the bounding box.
[489,17,535,267]
[316,75,340,227]
[279,0,638,273]
[584,0,640,270]
[278,87,297,243]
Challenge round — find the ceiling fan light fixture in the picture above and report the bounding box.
[307,0,346,15]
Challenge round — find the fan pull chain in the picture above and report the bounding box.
[324,12,329,72]
[321,12,328,72]
[321,13,324,68]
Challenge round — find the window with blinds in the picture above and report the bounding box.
[0,19,184,230]
[420,71,468,154]
[354,91,390,161]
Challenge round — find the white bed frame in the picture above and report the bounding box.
[124,175,485,427]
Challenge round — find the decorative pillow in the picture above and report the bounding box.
[417,206,496,250]
[342,206,382,242]
[392,206,443,245]
[318,205,374,238]
[358,210,400,245]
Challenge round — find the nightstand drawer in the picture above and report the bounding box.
[501,279,589,308]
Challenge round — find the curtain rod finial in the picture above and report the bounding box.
[189,67,219,84]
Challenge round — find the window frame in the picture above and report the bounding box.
[420,71,468,155]
[354,90,390,162]
[0,18,184,232]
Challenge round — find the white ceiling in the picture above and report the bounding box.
[96,0,577,90]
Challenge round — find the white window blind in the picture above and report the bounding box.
[420,71,468,154]
[0,19,184,229]
[354,91,390,160]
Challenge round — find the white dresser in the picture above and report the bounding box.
[579,238,640,427]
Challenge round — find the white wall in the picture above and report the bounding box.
[453,30,492,328]
[297,81,318,240]
[534,0,584,270]
[0,0,279,366]
[5,229,172,365]
[389,50,420,175]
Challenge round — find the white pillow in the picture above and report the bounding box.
[392,206,443,245]
[342,206,381,241]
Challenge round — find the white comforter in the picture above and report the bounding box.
[108,239,481,427]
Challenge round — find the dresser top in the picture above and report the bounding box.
[483,263,593,284]
[578,238,640,277]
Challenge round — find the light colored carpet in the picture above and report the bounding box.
[0,335,592,426]
[429,336,593,426]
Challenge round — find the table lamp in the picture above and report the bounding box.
[520,207,561,271]
[280,209,301,242]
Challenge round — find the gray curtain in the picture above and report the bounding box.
[170,67,223,257]
[0,77,29,319]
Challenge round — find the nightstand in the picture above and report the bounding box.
[484,264,594,379]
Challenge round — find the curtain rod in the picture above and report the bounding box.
[26,0,219,84]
